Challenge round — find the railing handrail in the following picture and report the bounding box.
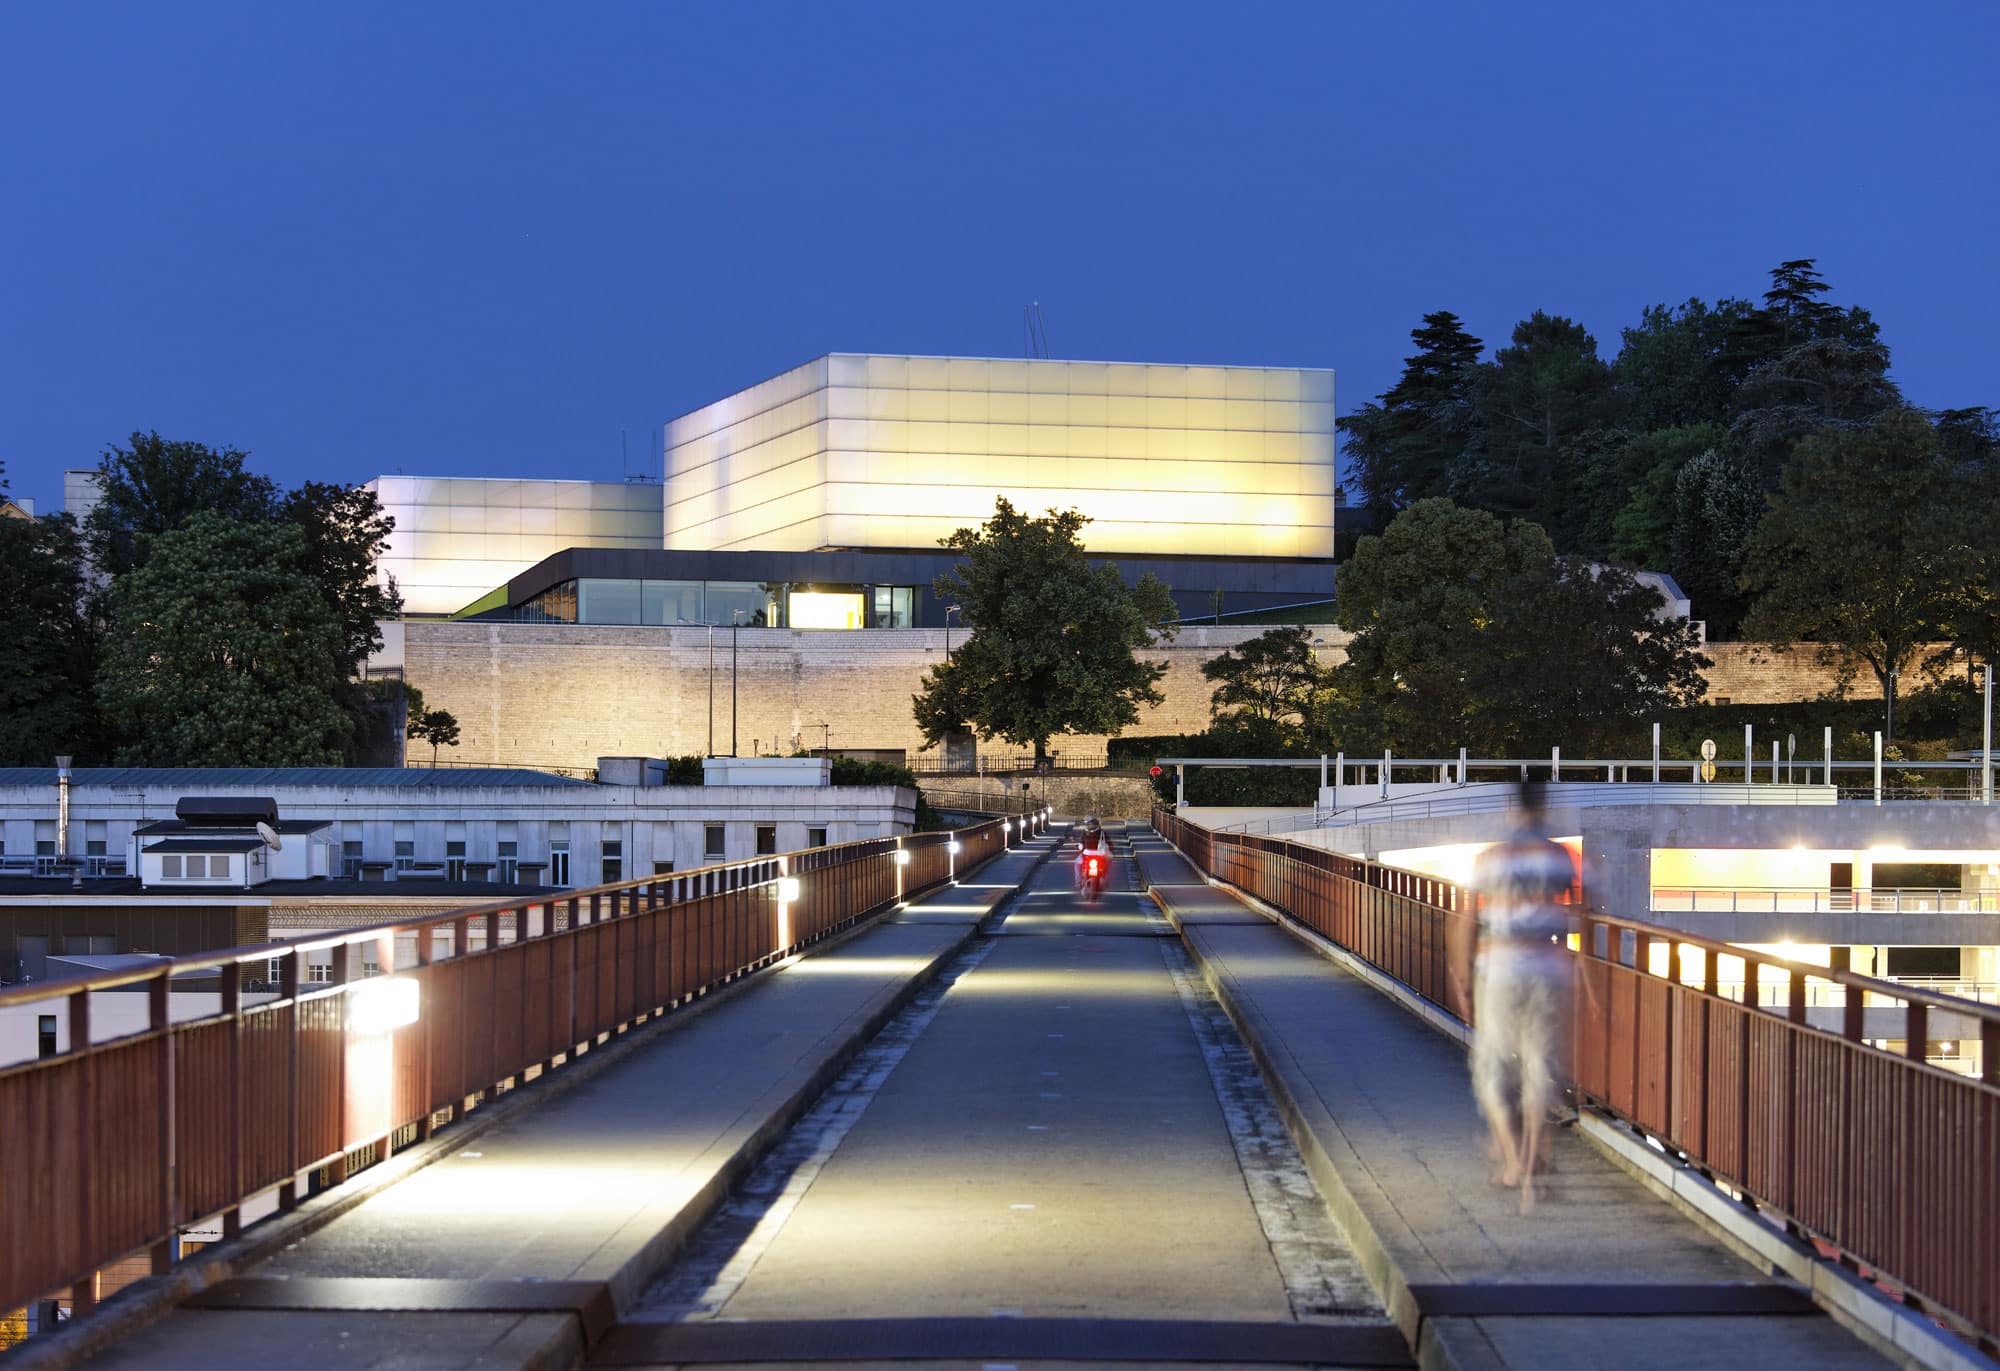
[1154,803,2000,1349]
[0,827,962,1011]
[0,813,1033,1336]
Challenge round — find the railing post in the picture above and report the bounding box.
[68,987,96,1318]
[151,973,176,1274]
[1904,1001,1928,1061]
[223,960,244,1238]
[279,947,302,1213]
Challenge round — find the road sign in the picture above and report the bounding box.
[1700,738,1717,762]
[1700,760,1717,783]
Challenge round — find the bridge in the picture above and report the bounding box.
[2,812,1994,1370]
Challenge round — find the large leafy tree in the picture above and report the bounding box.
[1604,423,1726,568]
[1457,311,1620,531]
[1336,311,1484,513]
[85,431,279,578]
[1937,408,2000,675]
[0,484,101,764]
[1201,626,1326,741]
[1742,410,1973,742]
[1668,446,1765,635]
[98,513,349,765]
[1335,499,1706,753]
[1614,298,1754,432]
[912,499,1177,764]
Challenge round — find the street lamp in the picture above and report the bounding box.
[817,720,831,757]
[676,618,715,756]
[731,608,750,757]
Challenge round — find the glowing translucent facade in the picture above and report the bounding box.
[368,476,663,616]
[662,355,1336,558]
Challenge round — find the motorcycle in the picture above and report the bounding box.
[1077,847,1108,902]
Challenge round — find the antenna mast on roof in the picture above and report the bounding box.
[1022,302,1050,359]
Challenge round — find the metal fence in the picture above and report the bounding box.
[0,817,1015,1328]
[1153,805,2000,1348]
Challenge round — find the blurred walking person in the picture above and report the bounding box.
[1448,781,1578,1213]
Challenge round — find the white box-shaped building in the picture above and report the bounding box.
[662,355,1336,560]
[368,476,664,617]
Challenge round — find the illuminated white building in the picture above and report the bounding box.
[662,354,1337,560]
[367,476,663,617]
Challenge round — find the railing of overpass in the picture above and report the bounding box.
[1153,804,2000,1351]
[0,814,1029,1335]
[1652,885,2000,915]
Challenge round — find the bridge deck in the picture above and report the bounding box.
[1130,829,1895,1370]
[46,826,1909,1370]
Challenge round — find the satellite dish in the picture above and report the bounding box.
[256,821,282,851]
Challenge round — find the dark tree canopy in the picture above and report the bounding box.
[98,513,350,766]
[1202,626,1326,743]
[86,431,279,578]
[0,510,100,764]
[1743,410,1978,742]
[912,498,1177,763]
[1336,311,1483,514]
[1334,499,1707,754]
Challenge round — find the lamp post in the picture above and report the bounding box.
[676,619,714,756]
[817,721,831,757]
[944,604,961,662]
[731,608,748,758]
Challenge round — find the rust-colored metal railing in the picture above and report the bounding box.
[0,818,1012,1329]
[1154,805,2000,1347]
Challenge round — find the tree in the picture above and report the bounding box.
[1605,424,1726,569]
[1668,447,1764,634]
[1742,410,1973,742]
[1336,499,1707,754]
[1614,298,1754,432]
[98,513,349,765]
[1457,312,1620,531]
[1337,312,1484,513]
[912,498,1177,765]
[1937,409,2000,674]
[284,481,401,678]
[0,505,101,764]
[1335,500,1554,753]
[409,706,461,766]
[85,431,278,578]
[1202,626,1325,741]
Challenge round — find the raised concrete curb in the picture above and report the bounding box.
[20,840,1054,1371]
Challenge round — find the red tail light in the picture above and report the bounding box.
[1086,857,1102,876]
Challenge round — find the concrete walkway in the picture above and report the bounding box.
[1129,828,1896,1371]
[56,838,1057,1371]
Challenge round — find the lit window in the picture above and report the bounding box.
[790,590,865,630]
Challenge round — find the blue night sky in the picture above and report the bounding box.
[3,2,1995,506]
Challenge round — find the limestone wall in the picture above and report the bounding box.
[920,773,1159,820]
[401,621,1914,775]
[403,621,1339,771]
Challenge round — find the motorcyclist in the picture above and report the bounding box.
[1073,817,1110,890]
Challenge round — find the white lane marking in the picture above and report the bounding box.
[1156,923,1383,1320]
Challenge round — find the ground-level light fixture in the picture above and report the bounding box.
[894,849,912,866]
[946,840,962,855]
[776,876,802,902]
[348,976,420,1034]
